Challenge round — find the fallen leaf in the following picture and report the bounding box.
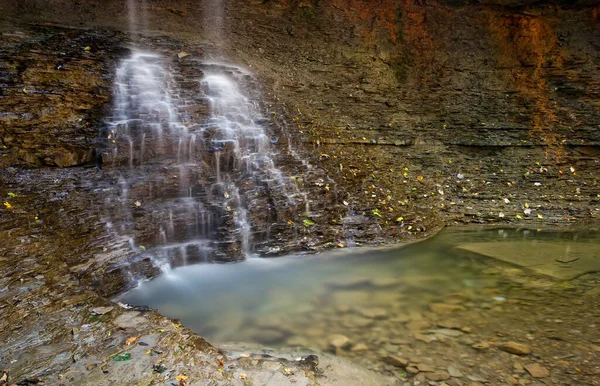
[7,192,17,197]
[240,373,248,379]
[134,201,141,207]
[84,46,91,51]
[175,375,188,381]
[113,353,131,361]
[4,202,12,209]
[145,349,151,355]
[125,336,138,345]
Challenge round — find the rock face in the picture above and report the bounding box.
[1,0,599,247]
[0,26,124,168]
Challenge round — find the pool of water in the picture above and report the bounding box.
[118,228,600,381]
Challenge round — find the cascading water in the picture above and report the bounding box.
[98,0,331,281]
[101,53,308,273]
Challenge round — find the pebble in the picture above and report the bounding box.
[471,341,490,350]
[433,328,463,337]
[351,343,369,352]
[447,365,463,377]
[329,334,351,349]
[430,303,466,314]
[524,363,549,378]
[390,338,411,345]
[497,341,531,355]
[407,320,432,331]
[90,306,113,315]
[406,366,419,374]
[425,371,450,381]
[416,363,435,372]
[414,333,436,343]
[437,320,461,330]
[357,307,388,319]
[384,355,408,367]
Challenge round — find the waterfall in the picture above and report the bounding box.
[100,1,312,276]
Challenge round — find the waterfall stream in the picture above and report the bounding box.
[101,52,307,273]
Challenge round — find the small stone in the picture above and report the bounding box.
[286,336,309,347]
[306,328,324,337]
[406,366,419,374]
[437,320,461,330]
[433,328,463,337]
[329,334,351,349]
[524,363,549,378]
[357,307,388,319]
[430,303,465,314]
[253,330,286,344]
[407,320,431,331]
[326,277,371,289]
[414,333,436,343]
[351,343,369,352]
[384,355,408,367]
[90,306,114,315]
[497,342,531,355]
[556,256,579,263]
[392,314,411,323]
[390,338,411,345]
[425,371,450,381]
[461,327,472,333]
[372,277,401,287]
[447,365,463,378]
[416,363,435,372]
[472,341,490,350]
[337,305,350,313]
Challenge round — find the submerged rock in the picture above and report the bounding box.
[497,341,531,355]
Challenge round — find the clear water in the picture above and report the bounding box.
[118,228,600,352]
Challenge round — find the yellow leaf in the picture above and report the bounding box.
[218,368,223,373]
[4,202,12,209]
[84,46,91,51]
[145,349,151,355]
[125,336,137,345]
[240,373,248,379]
[175,375,188,381]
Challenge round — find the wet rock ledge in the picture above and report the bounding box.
[0,25,390,385]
